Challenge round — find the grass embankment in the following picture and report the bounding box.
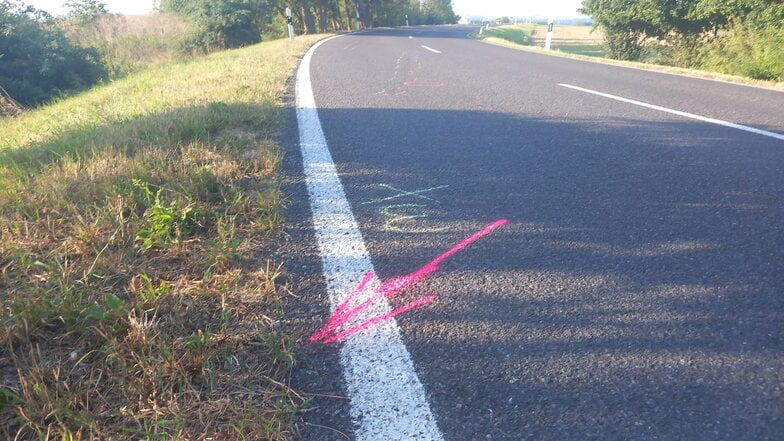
[0,34,325,440]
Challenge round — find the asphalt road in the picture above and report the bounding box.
[281,25,784,440]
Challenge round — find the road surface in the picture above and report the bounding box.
[280,25,784,441]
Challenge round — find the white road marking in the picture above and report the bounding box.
[421,45,442,54]
[296,35,445,441]
[559,83,784,141]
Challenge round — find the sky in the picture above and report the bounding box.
[26,0,587,20]
[26,0,156,16]
[453,0,587,19]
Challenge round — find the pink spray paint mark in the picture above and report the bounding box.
[403,80,445,87]
[320,295,439,344]
[310,219,508,344]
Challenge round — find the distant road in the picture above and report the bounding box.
[287,25,784,441]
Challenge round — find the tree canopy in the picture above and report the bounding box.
[161,0,459,45]
[0,0,460,107]
[0,0,106,106]
[581,0,784,73]
[161,0,262,50]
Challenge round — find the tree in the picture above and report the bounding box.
[697,0,784,80]
[64,0,107,24]
[161,0,459,44]
[580,0,662,60]
[0,0,106,106]
[161,0,261,50]
[580,0,773,64]
[421,0,458,25]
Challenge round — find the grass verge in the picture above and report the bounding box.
[476,25,784,91]
[0,34,326,440]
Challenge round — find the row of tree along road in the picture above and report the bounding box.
[0,0,459,109]
[2,0,779,111]
[581,0,783,81]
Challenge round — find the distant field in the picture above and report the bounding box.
[531,24,605,57]
[485,24,605,58]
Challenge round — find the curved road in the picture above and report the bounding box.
[282,25,784,441]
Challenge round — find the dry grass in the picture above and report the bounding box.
[529,24,605,57]
[482,24,605,57]
[60,13,195,76]
[0,86,25,117]
[0,34,327,440]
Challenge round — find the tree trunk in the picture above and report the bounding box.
[344,0,354,29]
[316,0,328,32]
[300,4,317,34]
[331,17,342,31]
[356,0,371,29]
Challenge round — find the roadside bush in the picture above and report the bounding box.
[61,12,194,77]
[603,27,646,61]
[0,1,107,106]
[698,4,784,81]
[161,0,261,52]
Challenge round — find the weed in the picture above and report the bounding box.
[133,180,198,250]
[132,274,171,304]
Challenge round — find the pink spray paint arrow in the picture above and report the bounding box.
[310,219,508,344]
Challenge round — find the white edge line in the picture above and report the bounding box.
[559,83,784,141]
[421,45,442,54]
[295,35,445,441]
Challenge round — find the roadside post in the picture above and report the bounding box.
[286,7,295,40]
[545,18,553,50]
[405,14,409,26]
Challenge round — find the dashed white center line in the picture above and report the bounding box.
[421,45,442,54]
[559,83,784,141]
[296,35,445,441]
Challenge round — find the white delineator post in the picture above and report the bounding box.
[545,18,553,50]
[286,7,295,40]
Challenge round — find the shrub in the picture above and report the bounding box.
[60,12,194,77]
[698,4,784,81]
[161,0,261,52]
[603,27,646,61]
[0,1,107,106]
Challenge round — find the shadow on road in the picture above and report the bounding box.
[282,106,784,440]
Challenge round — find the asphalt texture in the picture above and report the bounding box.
[281,26,784,440]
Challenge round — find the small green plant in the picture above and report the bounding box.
[183,329,211,354]
[182,329,213,373]
[261,331,294,366]
[133,180,197,250]
[84,292,126,322]
[0,387,23,408]
[135,273,171,303]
